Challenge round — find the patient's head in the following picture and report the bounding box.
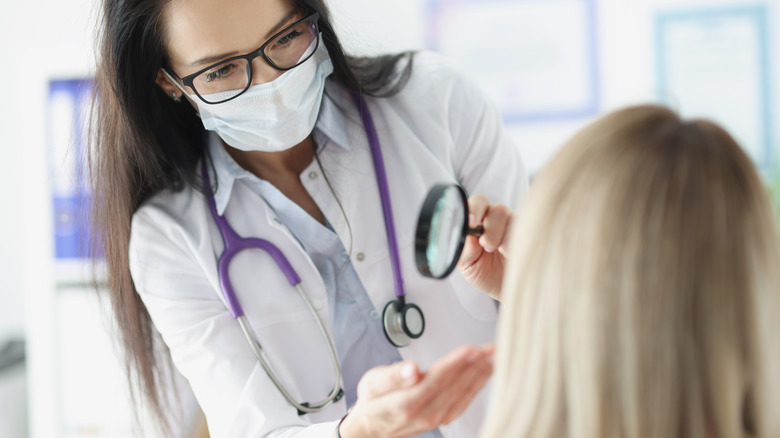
[483,105,780,438]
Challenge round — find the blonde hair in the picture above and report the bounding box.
[482,105,780,438]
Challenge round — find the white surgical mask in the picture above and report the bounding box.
[193,41,333,152]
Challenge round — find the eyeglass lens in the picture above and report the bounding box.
[193,16,318,103]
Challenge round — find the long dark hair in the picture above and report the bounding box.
[89,0,413,433]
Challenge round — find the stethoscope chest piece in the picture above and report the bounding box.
[382,299,425,347]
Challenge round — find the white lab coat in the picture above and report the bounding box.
[129,52,528,438]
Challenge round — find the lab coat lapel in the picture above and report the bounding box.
[312,99,402,310]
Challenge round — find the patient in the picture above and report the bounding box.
[481,105,780,438]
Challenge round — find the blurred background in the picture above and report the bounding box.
[0,0,777,436]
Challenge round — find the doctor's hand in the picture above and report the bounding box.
[338,344,494,438]
[457,194,512,301]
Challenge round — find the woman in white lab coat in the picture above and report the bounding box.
[89,0,527,436]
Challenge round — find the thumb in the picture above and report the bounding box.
[357,361,421,399]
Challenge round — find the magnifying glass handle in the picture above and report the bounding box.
[467,226,484,237]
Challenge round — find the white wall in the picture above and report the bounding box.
[0,1,97,437]
[0,0,97,330]
[0,0,776,436]
[0,4,28,345]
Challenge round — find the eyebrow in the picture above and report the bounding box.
[190,11,300,67]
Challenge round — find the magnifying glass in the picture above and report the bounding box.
[414,183,483,279]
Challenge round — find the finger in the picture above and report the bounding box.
[406,345,489,404]
[409,346,495,427]
[458,235,483,269]
[440,346,495,424]
[440,364,493,425]
[467,194,490,228]
[371,346,492,435]
[380,345,484,424]
[424,345,492,406]
[426,344,485,376]
[478,203,512,253]
[460,195,490,269]
[357,361,422,399]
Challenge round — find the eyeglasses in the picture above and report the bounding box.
[168,13,320,105]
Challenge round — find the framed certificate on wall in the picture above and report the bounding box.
[655,5,773,172]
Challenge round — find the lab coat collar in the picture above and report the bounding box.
[315,82,353,153]
[207,81,354,216]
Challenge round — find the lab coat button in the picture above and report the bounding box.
[356,252,365,262]
[369,309,379,320]
[308,171,318,180]
[273,217,282,224]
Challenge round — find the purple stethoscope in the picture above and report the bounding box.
[202,92,424,415]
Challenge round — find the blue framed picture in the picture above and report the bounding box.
[426,0,601,123]
[655,5,773,172]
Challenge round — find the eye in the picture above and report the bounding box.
[275,29,303,47]
[204,62,238,82]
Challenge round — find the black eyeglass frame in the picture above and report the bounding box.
[169,12,320,105]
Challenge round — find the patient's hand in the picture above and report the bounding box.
[339,344,494,438]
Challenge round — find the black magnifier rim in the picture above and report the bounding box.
[414,183,469,279]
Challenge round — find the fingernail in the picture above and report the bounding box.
[479,237,494,253]
[469,214,476,227]
[400,363,416,381]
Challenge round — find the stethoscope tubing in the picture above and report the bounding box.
[349,91,408,299]
[203,160,343,414]
[236,284,343,414]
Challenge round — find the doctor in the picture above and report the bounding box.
[89,0,527,436]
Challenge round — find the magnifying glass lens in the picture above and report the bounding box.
[426,188,465,276]
[415,183,471,279]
